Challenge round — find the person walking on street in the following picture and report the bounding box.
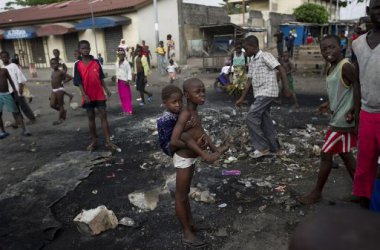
[0,51,36,124]
[115,48,133,115]
[134,46,153,106]
[235,35,291,158]
[155,41,166,75]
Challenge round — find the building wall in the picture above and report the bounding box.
[137,0,179,65]
[47,35,65,61]
[122,12,139,50]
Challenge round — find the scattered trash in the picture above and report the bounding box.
[73,205,118,235]
[189,187,216,203]
[33,109,41,117]
[215,227,228,237]
[76,128,81,132]
[106,173,116,178]
[70,102,79,110]
[312,145,321,156]
[259,205,267,212]
[118,217,135,227]
[91,190,98,194]
[218,203,227,208]
[274,185,286,193]
[222,170,241,176]
[237,206,243,214]
[140,163,148,170]
[128,189,160,211]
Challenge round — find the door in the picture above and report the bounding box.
[104,26,123,63]
[64,32,79,62]
[30,37,46,67]
[1,40,15,57]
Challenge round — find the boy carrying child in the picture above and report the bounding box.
[0,67,31,139]
[170,78,229,248]
[50,58,73,125]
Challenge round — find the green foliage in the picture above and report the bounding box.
[293,3,329,24]
[5,0,65,8]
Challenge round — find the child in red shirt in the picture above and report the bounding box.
[73,40,120,152]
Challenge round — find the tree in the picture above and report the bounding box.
[293,3,329,24]
[5,0,65,8]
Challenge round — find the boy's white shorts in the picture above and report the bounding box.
[173,153,197,169]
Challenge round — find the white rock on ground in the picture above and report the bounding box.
[128,189,160,211]
[73,205,118,235]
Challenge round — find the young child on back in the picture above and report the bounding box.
[50,58,73,125]
[73,40,120,152]
[298,35,357,205]
[157,84,217,160]
[0,67,31,139]
[170,78,229,248]
[280,52,299,108]
[352,0,380,208]
[166,59,178,84]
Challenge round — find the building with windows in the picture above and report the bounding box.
[0,0,229,68]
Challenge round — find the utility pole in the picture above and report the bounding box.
[89,0,100,57]
[177,0,186,64]
[335,0,339,35]
[242,0,245,26]
[153,0,159,47]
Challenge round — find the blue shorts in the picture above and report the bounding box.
[0,93,19,113]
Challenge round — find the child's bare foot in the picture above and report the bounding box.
[105,141,121,152]
[52,119,63,126]
[86,141,97,151]
[297,191,322,205]
[218,144,230,154]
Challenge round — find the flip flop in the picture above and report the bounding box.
[182,237,208,249]
[249,149,270,159]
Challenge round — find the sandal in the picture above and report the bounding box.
[249,149,270,159]
[0,132,10,139]
[182,236,208,249]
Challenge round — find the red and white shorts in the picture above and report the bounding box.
[321,130,356,154]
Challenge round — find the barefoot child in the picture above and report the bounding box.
[166,59,178,84]
[280,52,299,108]
[0,68,31,139]
[170,78,229,248]
[133,46,152,106]
[298,35,357,205]
[73,40,120,151]
[53,49,74,101]
[50,58,73,125]
[352,0,380,208]
[115,48,133,115]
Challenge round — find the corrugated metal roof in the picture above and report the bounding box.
[0,0,150,28]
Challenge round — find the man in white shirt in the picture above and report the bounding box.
[0,50,36,123]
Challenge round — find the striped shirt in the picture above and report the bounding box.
[247,50,280,98]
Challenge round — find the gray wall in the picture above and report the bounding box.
[183,3,230,25]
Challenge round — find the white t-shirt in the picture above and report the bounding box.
[5,63,27,94]
[115,60,132,82]
[166,63,178,73]
[221,66,230,75]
